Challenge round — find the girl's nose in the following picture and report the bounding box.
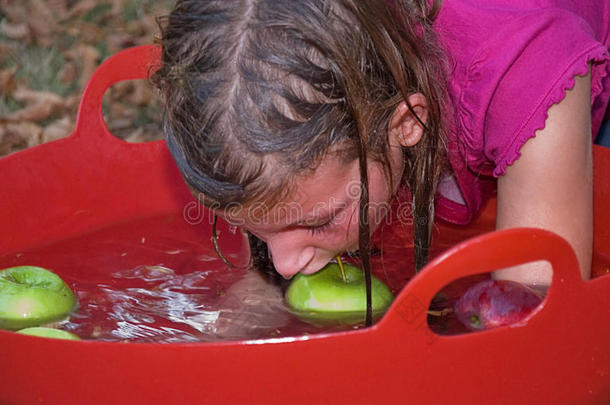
[266,237,315,279]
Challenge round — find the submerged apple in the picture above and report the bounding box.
[454,279,543,330]
[285,262,393,324]
[0,266,77,330]
[17,326,80,340]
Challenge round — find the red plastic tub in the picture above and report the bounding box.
[0,45,609,404]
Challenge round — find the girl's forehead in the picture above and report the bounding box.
[220,155,359,227]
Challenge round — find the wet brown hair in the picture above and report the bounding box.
[152,0,448,302]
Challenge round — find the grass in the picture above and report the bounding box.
[83,3,113,23]
[0,14,77,99]
[123,0,174,21]
[0,95,22,115]
[14,46,77,96]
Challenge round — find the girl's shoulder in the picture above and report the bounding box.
[433,0,610,224]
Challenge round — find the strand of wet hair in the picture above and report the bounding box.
[212,215,288,288]
[357,132,373,327]
[247,232,291,289]
[211,214,240,268]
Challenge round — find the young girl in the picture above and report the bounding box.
[152,0,609,301]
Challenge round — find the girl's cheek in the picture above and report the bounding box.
[322,222,359,250]
[333,212,360,248]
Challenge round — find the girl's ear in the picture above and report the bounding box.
[388,93,428,148]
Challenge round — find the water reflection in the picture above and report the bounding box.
[63,264,305,343]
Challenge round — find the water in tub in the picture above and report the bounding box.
[4,205,587,342]
[0,214,377,342]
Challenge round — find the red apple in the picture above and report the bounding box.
[454,279,543,330]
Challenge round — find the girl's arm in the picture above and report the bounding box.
[494,69,593,288]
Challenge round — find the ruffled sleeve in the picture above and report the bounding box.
[433,1,610,225]
[457,9,610,177]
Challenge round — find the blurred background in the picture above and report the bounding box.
[0,0,173,157]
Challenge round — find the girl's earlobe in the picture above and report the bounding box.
[389,93,429,148]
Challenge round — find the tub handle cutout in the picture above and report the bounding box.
[381,227,583,335]
[73,45,161,142]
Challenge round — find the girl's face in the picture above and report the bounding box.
[215,95,426,278]
[218,140,405,279]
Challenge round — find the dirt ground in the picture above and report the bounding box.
[0,0,173,157]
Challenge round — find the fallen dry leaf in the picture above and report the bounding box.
[64,94,82,112]
[139,13,161,37]
[107,32,137,54]
[124,127,145,143]
[77,21,107,44]
[110,0,127,16]
[44,0,69,20]
[29,0,60,46]
[64,0,98,20]
[4,103,58,122]
[126,20,147,37]
[0,20,30,41]
[128,80,153,106]
[0,0,170,157]
[0,125,26,156]
[58,61,78,84]
[0,66,18,95]
[0,0,28,23]
[41,116,74,143]
[108,101,137,121]
[0,41,18,64]
[4,88,65,122]
[2,121,43,150]
[107,80,133,99]
[78,45,100,90]
[12,87,65,106]
[108,117,136,131]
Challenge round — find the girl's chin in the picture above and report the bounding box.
[279,264,325,280]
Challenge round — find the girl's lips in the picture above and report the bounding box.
[283,264,322,279]
[293,253,346,278]
[299,266,323,276]
[279,258,332,279]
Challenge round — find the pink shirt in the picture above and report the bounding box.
[433,0,610,225]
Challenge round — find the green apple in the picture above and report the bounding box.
[285,262,393,324]
[0,266,77,330]
[17,327,80,340]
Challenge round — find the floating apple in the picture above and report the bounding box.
[454,279,543,330]
[0,266,77,330]
[285,262,393,324]
[17,327,80,340]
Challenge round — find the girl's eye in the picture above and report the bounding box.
[307,220,334,236]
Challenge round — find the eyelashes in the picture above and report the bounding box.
[307,219,334,236]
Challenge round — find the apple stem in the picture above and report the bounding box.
[336,256,347,282]
[426,308,453,317]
